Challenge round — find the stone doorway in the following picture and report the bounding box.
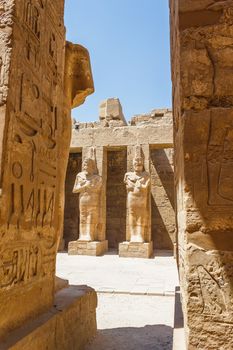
[150,148,175,250]
[63,152,82,248]
[106,148,127,250]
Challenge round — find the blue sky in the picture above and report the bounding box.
[65,0,171,122]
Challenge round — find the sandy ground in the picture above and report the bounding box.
[86,294,174,350]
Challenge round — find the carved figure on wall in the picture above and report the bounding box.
[73,147,102,241]
[124,146,150,243]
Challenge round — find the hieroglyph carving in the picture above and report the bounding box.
[25,0,44,40]
[124,146,150,242]
[73,148,102,241]
[0,243,41,289]
[186,247,233,323]
[0,0,66,295]
[207,112,233,206]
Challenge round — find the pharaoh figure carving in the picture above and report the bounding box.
[124,146,150,243]
[73,147,102,241]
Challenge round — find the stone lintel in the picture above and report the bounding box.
[68,240,108,256]
[0,286,97,350]
[119,241,153,259]
[71,124,173,150]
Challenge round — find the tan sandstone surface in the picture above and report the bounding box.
[63,100,176,258]
[0,1,96,348]
[170,0,233,348]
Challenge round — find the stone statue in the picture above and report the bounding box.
[124,146,150,243]
[73,147,102,241]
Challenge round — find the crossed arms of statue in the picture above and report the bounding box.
[73,173,102,194]
[124,173,150,192]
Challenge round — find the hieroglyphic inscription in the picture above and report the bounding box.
[0,0,74,338]
[25,0,43,40]
[0,243,41,289]
[207,112,233,207]
[188,249,233,323]
[2,0,66,260]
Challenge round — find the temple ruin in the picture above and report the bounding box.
[62,99,176,258]
[0,0,233,349]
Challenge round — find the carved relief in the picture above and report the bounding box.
[49,33,57,60]
[207,111,233,206]
[188,247,233,324]
[25,0,43,40]
[0,243,41,289]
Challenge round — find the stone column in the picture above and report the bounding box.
[68,146,108,256]
[119,144,153,258]
[0,1,97,347]
[170,1,233,348]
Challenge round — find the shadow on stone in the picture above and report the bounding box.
[86,324,173,350]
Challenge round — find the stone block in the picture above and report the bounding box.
[119,241,153,258]
[0,286,97,350]
[68,240,108,256]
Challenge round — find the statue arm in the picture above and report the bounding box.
[124,173,134,191]
[136,175,150,190]
[141,177,150,189]
[73,175,88,193]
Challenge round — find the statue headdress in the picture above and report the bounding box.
[134,145,144,160]
[83,147,98,174]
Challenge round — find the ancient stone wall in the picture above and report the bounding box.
[64,103,176,252]
[151,148,175,250]
[170,1,233,348]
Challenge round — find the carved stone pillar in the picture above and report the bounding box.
[68,146,108,256]
[0,1,97,348]
[119,145,153,258]
[170,1,233,348]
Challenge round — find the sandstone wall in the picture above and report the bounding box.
[170,1,233,348]
[151,148,175,250]
[64,109,176,251]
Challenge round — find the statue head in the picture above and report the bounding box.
[133,145,144,173]
[133,157,144,173]
[83,157,95,175]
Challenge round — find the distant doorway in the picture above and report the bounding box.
[63,152,82,248]
[106,148,127,250]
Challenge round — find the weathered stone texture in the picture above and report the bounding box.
[119,241,153,259]
[170,0,233,348]
[0,0,67,337]
[99,98,127,127]
[151,148,175,250]
[1,286,97,350]
[68,240,108,256]
[71,108,173,148]
[0,0,96,345]
[63,104,176,254]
